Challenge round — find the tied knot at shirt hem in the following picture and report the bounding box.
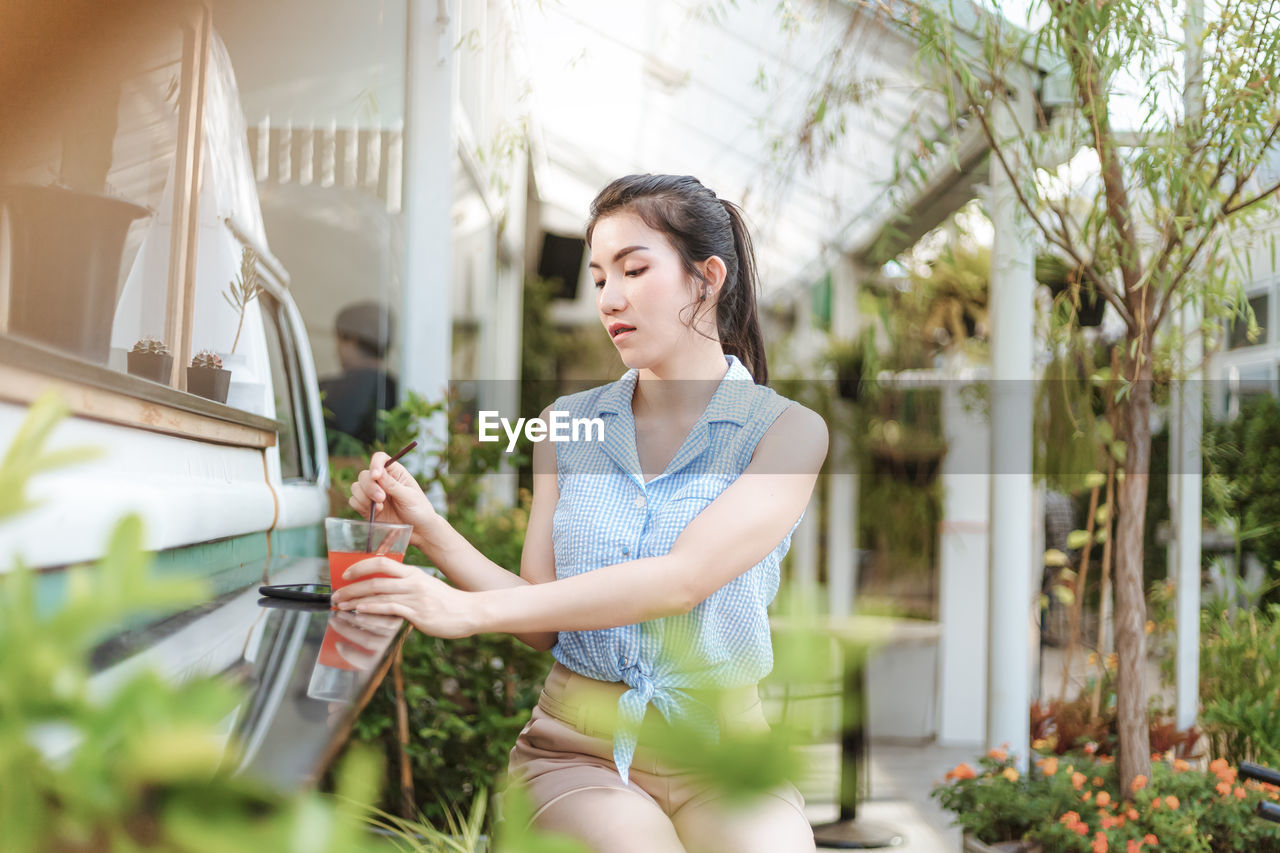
[612,673,722,784]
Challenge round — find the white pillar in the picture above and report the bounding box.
[827,255,862,620]
[938,373,992,744]
[1174,0,1205,731]
[788,284,821,614]
[402,0,454,406]
[985,74,1036,771]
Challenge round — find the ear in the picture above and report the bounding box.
[697,255,729,298]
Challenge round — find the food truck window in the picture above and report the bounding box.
[261,294,303,481]
[1,2,207,385]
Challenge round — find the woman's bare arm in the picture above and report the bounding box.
[332,404,828,639]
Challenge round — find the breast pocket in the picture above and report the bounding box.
[647,475,733,554]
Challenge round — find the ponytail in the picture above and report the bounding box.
[717,199,768,384]
[586,174,770,385]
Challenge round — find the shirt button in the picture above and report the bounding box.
[621,546,630,556]
[634,494,646,508]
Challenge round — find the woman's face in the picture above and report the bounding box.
[589,212,710,372]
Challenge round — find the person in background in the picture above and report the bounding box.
[320,301,398,451]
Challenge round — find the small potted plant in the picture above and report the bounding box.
[127,336,172,384]
[187,349,230,403]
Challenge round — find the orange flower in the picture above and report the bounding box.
[1173,758,1190,772]
[947,763,976,781]
[1144,834,1158,846]
[988,747,1008,761]
[1210,758,1229,773]
[1151,797,1162,810]
[1235,786,1247,799]
[1131,774,1148,793]
[1039,756,1059,776]
[1060,811,1082,825]
[1126,807,1139,820]
[1217,781,1232,796]
[1093,776,1105,787]
[1096,791,1112,807]
[1072,822,1089,836]
[1126,841,1142,853]
[1093,831,1109,853]
[1083,790,1093,802]
[1002,767,1020,783]
[1073,771,1088,790]
[1165,795,1179,810]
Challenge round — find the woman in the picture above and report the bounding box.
[334,174,827,853]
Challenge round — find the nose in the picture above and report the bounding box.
[597,272,626,314]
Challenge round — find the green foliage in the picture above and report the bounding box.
[351,786,490,852]
[1204,396,1280,603]
[1198,602,1280,768]
[934,752,1280,851]
[0,393,387,851]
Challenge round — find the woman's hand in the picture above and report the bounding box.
[349,452,441,542]
[329,556,480,639]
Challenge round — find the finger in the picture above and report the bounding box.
[369,451,391,481]
[357,469,386,508]
[344,556,411,583]
[349,479,373,512]
[345,598,413,621]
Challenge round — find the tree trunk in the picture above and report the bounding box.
[1114,345,1154,793]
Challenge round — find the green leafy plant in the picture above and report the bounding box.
[0,393,393,851]
[1197,602,1280,768]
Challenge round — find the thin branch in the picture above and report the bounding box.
[1152,115,1280,332]
[1044,195,1133,326]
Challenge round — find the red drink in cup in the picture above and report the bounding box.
[324,517,412,593]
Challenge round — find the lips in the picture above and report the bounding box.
[609,323,636,339]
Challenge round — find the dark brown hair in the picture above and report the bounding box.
[585,174,769,384]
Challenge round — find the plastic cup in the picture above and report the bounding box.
[324,517,412,592]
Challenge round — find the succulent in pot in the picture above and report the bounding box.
[186,349,231,403]
[126,336,173,385]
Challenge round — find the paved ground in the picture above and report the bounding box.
[800,739,976,852]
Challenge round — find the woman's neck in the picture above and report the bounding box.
[633,347,729,422]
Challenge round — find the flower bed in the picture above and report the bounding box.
[934,749,1280,852]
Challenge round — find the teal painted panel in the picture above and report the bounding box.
[34,522,324,622]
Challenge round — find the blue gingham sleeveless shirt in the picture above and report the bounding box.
[549,354,801,781]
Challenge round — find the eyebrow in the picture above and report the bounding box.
[588,245,649,269]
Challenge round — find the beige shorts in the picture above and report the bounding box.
[506,663,807,823]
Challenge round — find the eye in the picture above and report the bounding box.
[624,266,647,278]
[593,279,605,289]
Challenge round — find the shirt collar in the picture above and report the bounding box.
[596,355,757,425]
